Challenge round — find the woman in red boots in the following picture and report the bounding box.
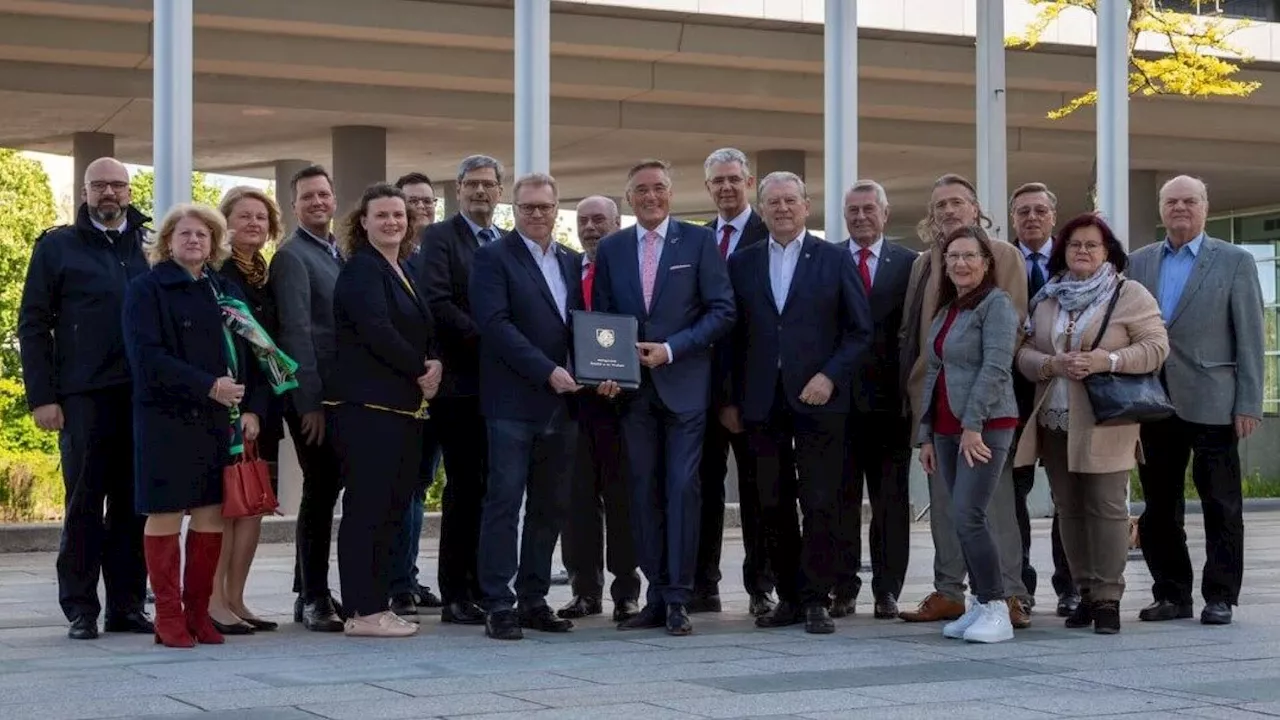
[123,203,273,648]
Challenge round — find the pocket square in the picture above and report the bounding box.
[670,264,692,270]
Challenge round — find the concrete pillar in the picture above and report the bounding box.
[823,0,857,247]
[514,0,551,177]
[976,0,1008,241]
[72,132,114,206]
[152,0,193,219]
[755,149,806,181]
[273,159,312,234]
[437,180,459,219]
[1129,169,1160,250]
[331,125,387,214]
[1097,0,1131,248]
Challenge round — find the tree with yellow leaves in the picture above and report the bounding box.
[1008,0,1261,119]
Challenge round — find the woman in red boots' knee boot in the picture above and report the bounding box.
[184,530,225,644]
[144,533,194,648]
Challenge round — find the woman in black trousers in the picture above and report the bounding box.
[330,183,442,637]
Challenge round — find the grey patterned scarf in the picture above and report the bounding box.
[1024,262,1117,337]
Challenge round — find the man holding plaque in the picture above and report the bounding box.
[592,159,736,636]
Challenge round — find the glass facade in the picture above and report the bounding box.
[1164,0,1280,21]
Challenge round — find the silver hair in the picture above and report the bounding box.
[758,171,806,201]
[1160,174,1209,202]
[847,179,889,208]
[511,172,558,201]
[703,148,751,179]
[1009,182,1058,209]
[576,195,619,219]
[456,154,505,185]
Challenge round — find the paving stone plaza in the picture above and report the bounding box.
[4,512,1280,719]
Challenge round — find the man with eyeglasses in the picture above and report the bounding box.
[18,156,154,640]
[415,155,506,626]
[395,172,438,238]
[1008,182,1081,619]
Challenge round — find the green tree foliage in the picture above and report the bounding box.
[0,149,57,379]
[128,170,225,218]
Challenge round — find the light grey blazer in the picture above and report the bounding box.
[917,288,1020,444]
[1128,235,1264,425]
[269,228,342,415]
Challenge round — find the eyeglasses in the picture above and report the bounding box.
[1067,242,1104,253]
[944,251,983,264]
[1014,206,1053,218]
[88,181,129,193]
[461,179,500,192]
[405,197,434,207]
[517,203,557,217]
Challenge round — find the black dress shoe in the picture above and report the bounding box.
[68,616,98,640]
[612,599,640,622]
[756,601,804,628]
[390,593,418,617]
[1057,593,1082,618]
[873,594,899,620]
[1065,600,1095,629]
[1093,600,1121,634]
[829,595,855,619]
[748,593,777,617]
[485,609,523,640]
[240,616,278,632]
[293,595,304,623]
[1201,600,1233,625]
[441,601,486,625]
[617,603,666,630]
[557,596,603,619]
[302,597,345,632]
[210,618,255,635]
[686,594,722,614]
[519,605,574,633]
[1138,599,1193,622]
[413,584,444,609]
[104,610,154,634]
[666,603,692,636]
[805,605,835,634]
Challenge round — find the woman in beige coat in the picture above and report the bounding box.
[1013,213,1168,635]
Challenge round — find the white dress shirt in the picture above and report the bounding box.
[847,235,884,283]
[521,234,568,322]
[768,233,805,310]
[714,206,753,256]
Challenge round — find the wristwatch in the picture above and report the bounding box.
[1108,352,1120,373]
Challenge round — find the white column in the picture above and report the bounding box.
[823,0,857,243]
[976,0,1007,240]
[152,0,193,219]
[514,0,551,177]
[1097,0,1131,248]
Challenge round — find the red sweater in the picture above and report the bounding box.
[931,306,1017,436]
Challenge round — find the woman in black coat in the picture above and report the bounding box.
[123,203,269,648]
[211,186,287,635]
[330,183,442,638]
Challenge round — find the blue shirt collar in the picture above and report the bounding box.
[1163,232,1205,256]
[462,213,498,241]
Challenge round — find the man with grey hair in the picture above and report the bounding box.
[415,154,507,627]
[1129,174,1264,626]
[694,147,777,617]
[832,179,917,620]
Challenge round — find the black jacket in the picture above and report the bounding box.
[414,213,487,397]
[18,203,151,408]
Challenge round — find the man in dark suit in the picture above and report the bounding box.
[692,148,776,617]
[270,164,345,632]
[832,180,915,620]
[1129,175,1264,626]
[415,155,507,626]
[1008,182,1079,617]
[726,171,872,634]
[593,159,736,636]
[470,172,597,640]
[557,196,642,623]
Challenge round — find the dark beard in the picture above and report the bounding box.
[90,204,122,224]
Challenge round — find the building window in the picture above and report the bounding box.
[1164,0,1280,21]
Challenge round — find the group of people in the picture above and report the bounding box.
[16,147,1262,647]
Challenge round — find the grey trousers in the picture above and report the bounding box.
[928,437,1028,603]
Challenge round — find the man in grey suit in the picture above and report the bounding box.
[1129,174,1264,627]
[271,164,345,632]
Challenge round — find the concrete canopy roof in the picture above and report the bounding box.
[3,0,1280,238]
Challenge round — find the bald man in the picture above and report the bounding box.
[556,196,642,623]
[18,157,154,639]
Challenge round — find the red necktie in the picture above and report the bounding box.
[582,261,595,311]
[857,248,873,293]
[719,225,733,259]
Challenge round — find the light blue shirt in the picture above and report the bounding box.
[300,226,340,260]
[636,216,674,364]
[1018,238,1052,283]
[768,233,805,310]
[463,214,500,244]
[1158,233,1204,322]
[521,234,568,322]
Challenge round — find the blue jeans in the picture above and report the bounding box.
[388,430,442,597]
[477,409,577,613]
[933,428,1014,604]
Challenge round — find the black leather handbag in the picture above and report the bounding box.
[1082,280,1176,424]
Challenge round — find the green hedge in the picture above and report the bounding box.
[0,450,63,522]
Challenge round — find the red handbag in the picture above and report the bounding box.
[222,440,280,519]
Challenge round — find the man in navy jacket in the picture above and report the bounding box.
[592,159,736,636]
[726,171,872,634]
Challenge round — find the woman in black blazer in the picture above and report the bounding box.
[330,183,442,638]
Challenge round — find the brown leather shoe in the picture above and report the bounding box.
[1007,597,1031,629]
[898,592,965,622]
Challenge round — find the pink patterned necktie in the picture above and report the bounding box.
[641,230,660,309]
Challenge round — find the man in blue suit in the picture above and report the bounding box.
[469,172,603,641]
[593,159,736,636]
[726,172,872,634]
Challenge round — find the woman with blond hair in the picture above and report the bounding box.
[208,186,291,633]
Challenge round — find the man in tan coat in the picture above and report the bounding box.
[897,174,1031,626]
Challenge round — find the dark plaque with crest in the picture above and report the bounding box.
[571,310,641,390]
